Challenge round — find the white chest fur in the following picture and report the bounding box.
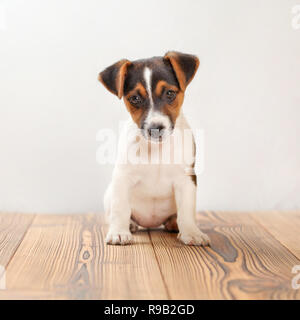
[104,112,195,228]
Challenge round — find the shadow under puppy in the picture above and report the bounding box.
[98,51,210,246]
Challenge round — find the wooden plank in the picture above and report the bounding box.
[0,213,34,268]
[149,211,300,300]
[0,290,67,300]
[250,211,300,260]
[5,214,168,299]
[97,224,168,299]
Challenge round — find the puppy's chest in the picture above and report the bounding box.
[132,164,178,198]
[130,165,178,228]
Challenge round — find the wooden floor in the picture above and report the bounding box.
[0,211,299,300]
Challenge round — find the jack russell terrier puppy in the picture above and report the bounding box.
[98,51,210,246]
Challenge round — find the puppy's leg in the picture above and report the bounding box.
[174,175,210,246]
[129,219,139,233]
[164,214,179,233]
[105,174,133,245]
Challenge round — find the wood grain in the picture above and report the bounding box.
[95,220,168,299]
[4,214,167,299]
[0,213,34,275]
[150,211,300,299]
[250,211,300,260]
[0,290,68,300]
[1,212,299,300]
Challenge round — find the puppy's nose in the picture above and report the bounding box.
[148,123,165,138]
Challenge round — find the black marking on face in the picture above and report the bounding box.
[124,57,178,96]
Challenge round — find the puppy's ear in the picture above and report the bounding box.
[164,51,199,91]
[98,59,131,99]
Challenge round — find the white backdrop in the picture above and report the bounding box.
[0,0,299,213]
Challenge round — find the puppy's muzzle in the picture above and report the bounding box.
[146,123,166,141]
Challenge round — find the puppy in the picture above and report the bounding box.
[98,51,210,246]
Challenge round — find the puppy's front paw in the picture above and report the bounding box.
[105,230,133,245]
[178,228,210,246]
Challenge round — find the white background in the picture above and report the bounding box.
[0,0,299,213]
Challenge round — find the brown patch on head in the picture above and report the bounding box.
[116,61,131,98]
[153,80,183,126]
[98,59,131,99]
[161,90,184,126]
[131,82,147,98]
[164,51,199,91]
[155,80,178,97]
[124,99,144,127]
[124,82,148,127]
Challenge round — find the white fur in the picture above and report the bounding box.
[104,111,210,246]
[143,67,154,108]
[143,67,172,136]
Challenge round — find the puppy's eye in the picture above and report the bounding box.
[129,95,142,107]
[166,90,176,102]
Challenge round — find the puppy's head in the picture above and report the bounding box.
[98,51,199,142]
